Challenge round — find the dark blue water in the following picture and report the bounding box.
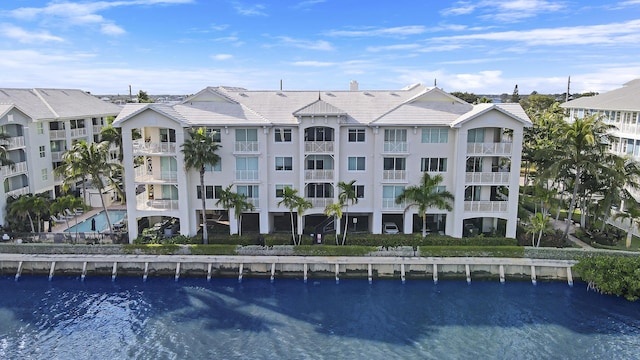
[0,276,638,359]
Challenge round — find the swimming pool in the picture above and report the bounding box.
[64,210,127,233]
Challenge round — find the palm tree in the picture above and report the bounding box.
[181,127,221,244]
[0,132,14,168]
[527,212,552,247]
[324,202,343,245]
[9,194,37,233]
[395,172,454,238]
[337,180,358,245]
[215,185,254,236]
[51,195,84,238]
[277,187,312,245]
[613,200,640,249]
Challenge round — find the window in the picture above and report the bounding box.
[466,157,483,172]
[384,129,407,142]
[306,183,333,198]
[464,186,481,201]
[41,168,48,181]
[348,129,365,142]
[348,157,365,171]
[383,185,404,207]
[160,128,176,143]
[237,185,259,198]
[433,186,446,194]
[197,185,218,199]
[206,128,222,142]
[305,127,333,141]
[236,157,259,180]
[275,156,293,171]
[421,128,448,143]
[383,157,406,170]
[353,185,365,198]
[467,129,485,143]
[421,158,447,172]
[204,161,222,172]
[274,128,292,142]
[236,128,258,142]
[306,155,333,170]
[39,146,46,158]
[37,123,44,135]
[276,184,293,198]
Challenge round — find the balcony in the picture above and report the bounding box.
[246,198,259,209]
[306,198,333,208]
[305,141,334,153]
[234,141,259,153]
[383,141,408,153]
[93,125,103,133]
[464,201,508,212]
[305,169,334,181]
[1,161,27,177]
[49,130,66,140]
[6,186,29,198]
[136,193,179,211]
[70,128,88,138]
[615,123,640,136]
[382,170,407,181]
[465,172,510,184]
[132,140,177,155]
[1,136,25,149]
[134,166,178,183]
[51,151,65,162]
[236,170,259,181]
[382,199,405,209]
[466,143,512,156]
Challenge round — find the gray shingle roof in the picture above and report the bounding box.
[561,79,640,111]
[0,88,122,120]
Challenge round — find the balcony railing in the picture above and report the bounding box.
[0,136,25,149]
[1,161,27,177]
[382,198,405,209]
[236,170,259,181]
[465,172,510,184]
[93,125,103,133]
[616,123,640,136]
[51,151,65,162]
[49,130,66,140]
[136,193,180,211]
[304,141,334,153]
[464,201,508,212]
[306,198,333,208]
[132,140,177,154]
[383,141,408,153]
[305,169,334,181]
[466,143,512,156]
[134,166,178,183]
[246,198,259,209]
[6,186,29,198]
[70,128,87,138]
[382,170,407,181]
[234,141,259,153]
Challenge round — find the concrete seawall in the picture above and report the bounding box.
[0,254,577,284]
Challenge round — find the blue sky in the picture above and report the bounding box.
[1,0,639,95]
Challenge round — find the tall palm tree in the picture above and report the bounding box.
[51,195,84,238]
[613,199,640,249]
[181,127,221,244]
[337,180,358,245]
[277,187,312,245]
[547,115,615,238]
[527,212,552,247]
[215,185,254,237]
[395,172,454,238]
[9,194,36,233]
[0,132,14,168]
[324,202,343,245]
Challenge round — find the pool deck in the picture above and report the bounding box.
[51,205,127,233]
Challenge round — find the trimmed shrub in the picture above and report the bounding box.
[419,246,524,257]
[574,256,640,301]
[293,245,377,256]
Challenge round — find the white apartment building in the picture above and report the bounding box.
[561,79,640,159]
[0,88,122,226]
[114,83,531,243]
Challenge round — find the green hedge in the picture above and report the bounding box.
[574,256,640,301]
[190,244,239,255]
[123,244,180,255]
[293,245,377,256]
[419,246,524,257]
[346,234,517,247]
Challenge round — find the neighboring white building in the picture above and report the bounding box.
[0,88,122,226]
[561,79,640,159]
[114,83,531,242]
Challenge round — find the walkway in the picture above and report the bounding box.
[550,218,592,249]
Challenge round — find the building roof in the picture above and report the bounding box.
[114,84,531,128]
[561,79,640,112]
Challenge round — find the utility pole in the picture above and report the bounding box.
[566,76,571,102]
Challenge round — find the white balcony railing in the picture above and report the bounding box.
[0,136,25,149]
[382,198,405,209]
[132,140,177,154]
[1,161,27,177]
[383,170,407,181]
[305,141,334,153]
[383,141,408,153]
[466,143,512,156]
[136,193,180,211]
[305,169,334,181]
[70,128,87,138]
[465,172,510,184]
[93,125,103,133]
[49,130,66,140]
[134,166,178,183]
[6,186,30,198]
[234,141,259,153]
[51,151,65,162]
[616,123,640,136]
[464,201,508,212]
[246,198,259,209]
[306,198,333,208]
[236,170,259,181]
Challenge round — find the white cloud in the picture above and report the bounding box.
[234,3,268,16]
[291,61,335,67]
[441,0,565,22]
[274,36,334,51]
[101,23,126,35]
[0,24,64,43]
[326,26,428,38]
[212,54,233,60]
[366,44,422,52]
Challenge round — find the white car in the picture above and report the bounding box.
[383,222,400,234]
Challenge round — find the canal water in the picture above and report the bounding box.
[0,276,638,359]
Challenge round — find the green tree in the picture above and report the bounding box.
[511,84,520,103]
[337,180,358,245]
[8,194,37,233]
[215,185,254,237]
[450,91,479,103]
[277,187,312,245]
[527,212,552,247]
[395,173,454,238]
[324,202,343,245]
[137,90,154,103]
[613,200,640,249]
[181,127,221,244]
[50,195,84,238]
